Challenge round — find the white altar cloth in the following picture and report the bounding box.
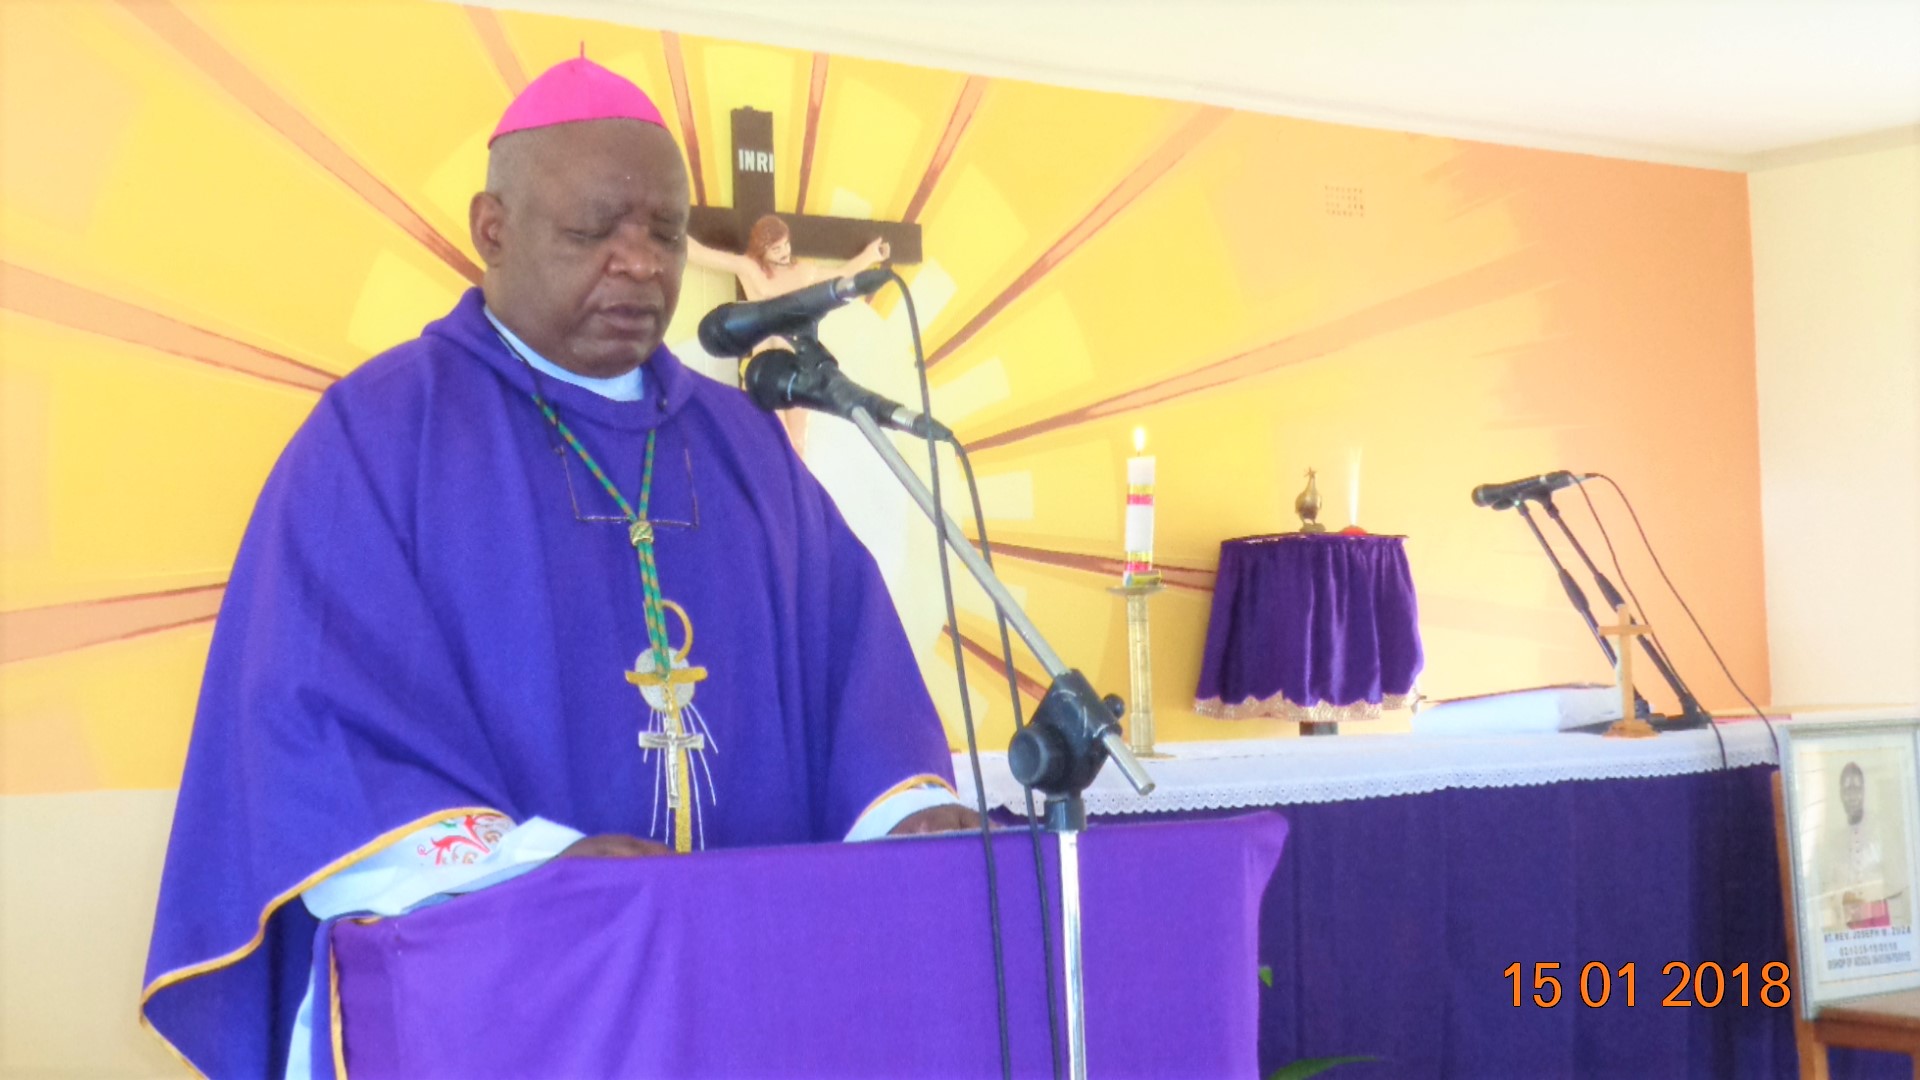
[953,719,1781,816]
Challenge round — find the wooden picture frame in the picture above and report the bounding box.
[1779,716,1920,1019]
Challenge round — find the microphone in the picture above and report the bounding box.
[744,348,953,441]
[697,267,893,358]
[1471,471,1592,508]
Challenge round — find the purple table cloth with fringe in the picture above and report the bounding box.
[1195,533,1423,721]
[331,813,1287,1079]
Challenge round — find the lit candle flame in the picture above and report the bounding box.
[1348,449,1363,527]
[1133,426,1147,454]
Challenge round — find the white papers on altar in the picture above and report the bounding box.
[1411,684,1619,735]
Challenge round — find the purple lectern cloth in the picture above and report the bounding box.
[1194,534,1422,717]
[333,813,1288,1079]
[143,290,953,1077]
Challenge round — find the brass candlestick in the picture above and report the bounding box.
[1109,581,1169,758]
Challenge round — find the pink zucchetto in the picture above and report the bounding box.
[490,55,668,145]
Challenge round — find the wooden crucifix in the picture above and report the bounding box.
[1600,605,1658,739]
[687,107,923,270]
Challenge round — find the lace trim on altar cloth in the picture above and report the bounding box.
[954,721,1781,814]
[1193,692,1413,722]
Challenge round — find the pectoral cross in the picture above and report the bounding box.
[627,658,711,851]
[1599,605,1657,739]
[686,107,923,273]
[637,725,706,808]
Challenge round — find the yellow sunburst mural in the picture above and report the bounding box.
[2,0,1768,802]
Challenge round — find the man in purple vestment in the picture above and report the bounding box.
[142,58,971,1078]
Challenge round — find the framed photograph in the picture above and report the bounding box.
[1779,716,1920,1018]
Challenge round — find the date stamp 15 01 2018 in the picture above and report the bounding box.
[1504,962,1792,1009]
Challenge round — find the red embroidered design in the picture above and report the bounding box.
[415,813,511,866]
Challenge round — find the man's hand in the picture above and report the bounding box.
[560,834,674,858]
[887,804,982,837]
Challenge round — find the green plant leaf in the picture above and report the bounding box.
[1258,965,1273,988]
[1266,1055,1375,1080]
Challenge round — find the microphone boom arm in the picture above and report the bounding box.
[846,403,1150,1080]
[759,305,1146,1080]
[844,404,1156,799]
[1513,500,1649,718]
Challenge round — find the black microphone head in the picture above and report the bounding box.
[1470,482,1511,508]
[741,350,804,413]
[697,302,750,358]
[835,266,893,301]
[1472,470,1587,508]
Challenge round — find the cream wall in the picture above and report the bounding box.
[1750,127,1920,709]
[0,791,181,1078]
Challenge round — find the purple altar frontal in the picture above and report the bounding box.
[964,725,1908,1078]
[1195,533,1422,723]
[1139,770,1906,1079]
[332,813,1287,1079]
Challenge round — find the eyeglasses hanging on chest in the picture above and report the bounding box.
[548,437,701,532]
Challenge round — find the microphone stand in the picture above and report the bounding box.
[1535,495,1712,731]
[1511,500,1652,720]
[843,403,1154,1080]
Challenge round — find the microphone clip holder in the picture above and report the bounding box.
[755,328,835,384]
[738,328,826,403]
[1008,671,1128,834]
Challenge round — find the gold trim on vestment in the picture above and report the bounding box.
[329,943,348,1080]
[136,805,506,1077]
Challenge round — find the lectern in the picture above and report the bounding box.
[329,814,1287,1078]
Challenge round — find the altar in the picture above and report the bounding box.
[959,722,1912,1078]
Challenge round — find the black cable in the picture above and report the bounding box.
[1571,481,1729,773]
[1584,474,1780,760]
[952,439,1067,1080]
[885,270,1014,1080]
[1576,474,1776,1047]
[1571,486,1682,696]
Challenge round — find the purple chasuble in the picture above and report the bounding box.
[141,290,953,1077]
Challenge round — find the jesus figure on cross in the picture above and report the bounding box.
[689,214,892,452]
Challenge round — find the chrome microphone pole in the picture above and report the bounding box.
[846,404,1154,1080]
[844,406,1154,792]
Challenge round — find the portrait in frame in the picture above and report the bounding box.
[1779,716,1920,1018]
